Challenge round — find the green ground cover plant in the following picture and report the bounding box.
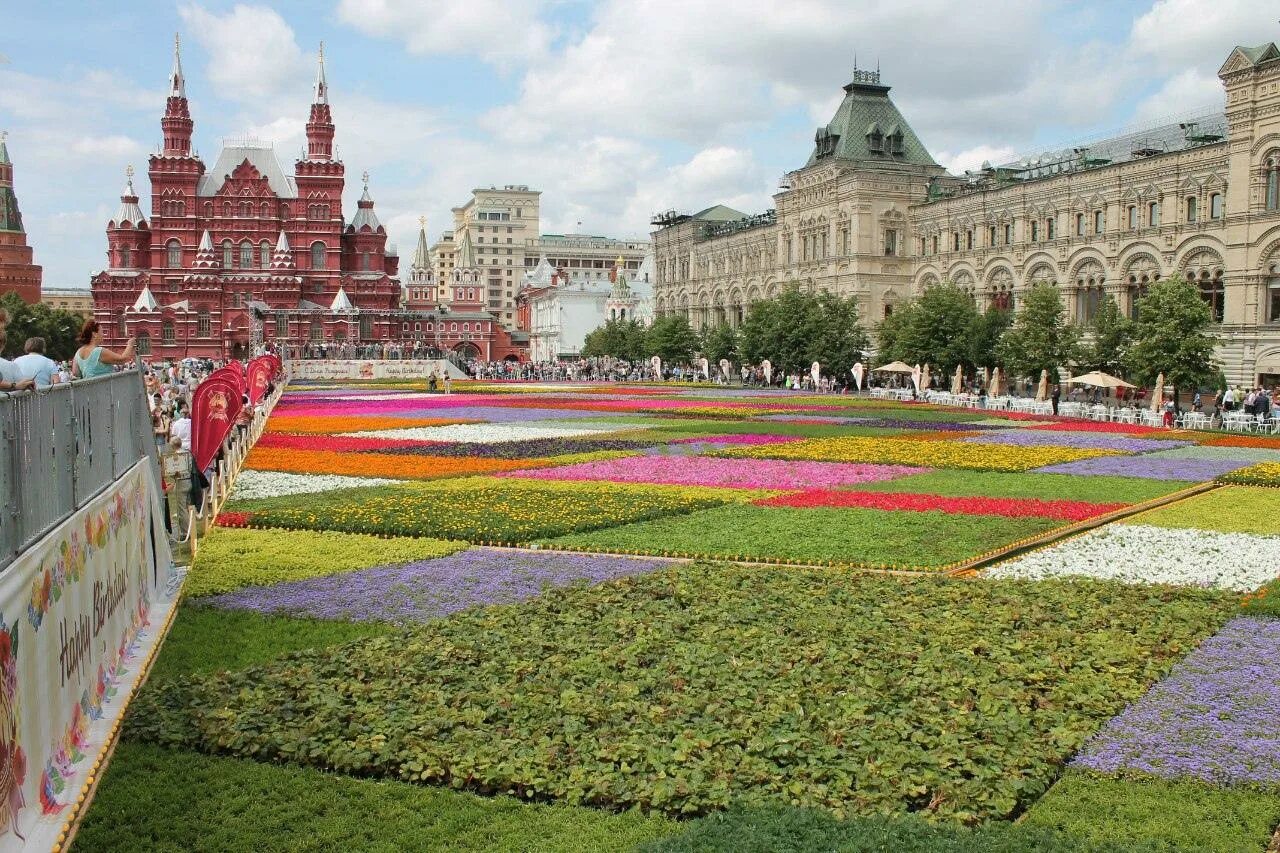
[1127,485,1280,535]
[227,478,733,543]
[642,805,1156,853]
[148,606,395,681]
[186,528,468,597]
[852,470,1190,504]
[1021,770,1280,853]
[547,504,1059,567]
[640,418,906,438]
[125,564,1228,821]
[78,742,675,853]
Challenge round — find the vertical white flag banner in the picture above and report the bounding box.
[650,355,662,378]
[719,358,731,379]
[761,360,773,385]
[851,362,864,390]
[698,357,710,380]
[911,363,922,393]
[811,361,821,386]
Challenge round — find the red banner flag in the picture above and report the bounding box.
[191,377,243,473]
[246,357,273,405]
[208,366,245,395]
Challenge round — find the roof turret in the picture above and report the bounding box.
[348,171,383,232]
[169,32,186,98]
[111,165,146,227]
[0,131,9,166]
[314,41,329,105]
[192,229,221,270]
[270,230,296,270]
[456,230,476,268]
[804,67,937,168]
[412,216,430,269]
[131,285,159,312]
[330,286,353,311]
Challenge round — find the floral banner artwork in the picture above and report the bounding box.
[0,461,173,847]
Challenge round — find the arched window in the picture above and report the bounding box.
[361,251,370,271]
[309,321,322,342]
[1267,158,1279,211]
[239,202,251,217]
[1075,213,1084,236]
[1198,270,1225,322]
[1210,193,1223,219]
[1128,206,1137,229]
[198,309,211,337]
[203,202,213,218]
[1148,201,1161,226]
[280,204,290,219]
[120,246,131,268]
[162,320,175,344]
[310,241,326,270]
[136,331,152,355]
[1030,221,1039,242]
[223,202,232,217]
[1094,210,1104,233]
[260,202,270,218]
[222,240,234,269]
[240,241,253,269]
[166,239,182,268]
[260,241,271,267]
[1186,196,1198,223]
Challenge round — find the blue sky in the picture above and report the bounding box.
[2,0,1276,288]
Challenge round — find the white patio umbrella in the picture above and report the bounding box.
[1067,371,1136,389]
[874,361,915,373]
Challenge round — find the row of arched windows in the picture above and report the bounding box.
[202,201,291,219]
[162,239,327,269]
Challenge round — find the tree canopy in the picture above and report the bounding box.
[0,292,83,361]
[700,322,740,365]
[1082,296,1133,375]
[740,285,868,376]
[645,313,699,365]
[580,318,648,362]
[874,284,979,372]
[1125,275,1220,394]
[997,283,1081,382]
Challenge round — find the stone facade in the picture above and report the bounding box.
[0,133,42,304]
[653,42,1280,385]
[40,288,93,317]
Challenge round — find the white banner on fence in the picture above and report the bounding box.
[0,461,176,850]
[289,359,467,381]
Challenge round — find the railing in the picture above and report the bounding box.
[0,366,158,571]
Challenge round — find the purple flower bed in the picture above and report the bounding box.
[964,430,1191,453]
[388,406,620,422]
[1035,456,1248,481]
[361,437,658,458]
[1072,616,1280,785]
[204,547,678,623]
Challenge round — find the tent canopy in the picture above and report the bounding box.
[874,361,916,373]
[1068,371,1136,389]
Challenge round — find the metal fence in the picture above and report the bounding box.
[0,367,158,571]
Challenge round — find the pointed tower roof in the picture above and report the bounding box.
[169,33,186,98]
[270,230,296,270]
[111,165,146,227]
[131,285,159,312]
[314,41,329,105]
[348,171,383,232]
[0,131,9,166]
[192,229,221,270]
[456,230,476,268]
[412,216,430,269]
[330,286,353,311]
[524,254,555,287]
[805,67,937,168]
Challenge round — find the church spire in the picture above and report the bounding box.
[169,32,186,98]
[305,42,335,161]
[161,32,194,157]
[412,215,430,269]
[314,41,329,105]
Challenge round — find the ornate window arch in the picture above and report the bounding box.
[1074,259,1105,322]
[260,240,271,267]
[166,239,182,268]
[310,241,326,270]
[240,240,253,269]
[1266,153,1280,211]
[1183,249,1226,322]
[222,239,234,269]
[1123,254,1162,319]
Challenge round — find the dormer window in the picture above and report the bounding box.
[866,122,884,154]
[886,124,904,156]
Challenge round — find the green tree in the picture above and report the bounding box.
[1083,296,1133,375]
[1125,274,1219,402]
[740,285,868,376]
[581,318,648,362]
[891,283,980,372]
[873,303,915,364]
[0,292,83,361]
[965,307,1012,373]
[645,313,698,364]
[701,322,740,365]
[997,283,1081,383]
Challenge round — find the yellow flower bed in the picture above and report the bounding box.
[1217,462,1280,487]
[721,436,1118,473]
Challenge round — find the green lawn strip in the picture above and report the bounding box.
[547,504,1059,567]
[124,565,1228,821]
[1125,485,1280,535]
[186,527,469,597]
[1020,770,1280,853]
[228,477,735,542]
[640,805,1154,853]
[148,605,395,681]
[78,742,675,853]
[851,470,1192,504]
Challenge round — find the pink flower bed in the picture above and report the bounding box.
[502,456,928,489]
[669,434,803,445]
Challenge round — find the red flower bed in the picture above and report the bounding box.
[755,490,1126,521]
[1024,420,1160,435]
[216,511,252,528]
[256,433,444,452]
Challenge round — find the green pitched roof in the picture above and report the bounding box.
[1237,43,1280,65]
[806,72,937,168]
[0,188,22,233]
[691,205,747,222]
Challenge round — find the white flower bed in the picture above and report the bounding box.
[340,422,629,443]
[985,524,1280,592]
[229,470,395,501]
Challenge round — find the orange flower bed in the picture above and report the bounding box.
[1204,434,1280,449]
[244,446,544,480]
[265,415,475,434]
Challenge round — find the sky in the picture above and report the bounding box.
[2,0,1278,289]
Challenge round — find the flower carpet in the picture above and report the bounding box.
[87,382,1280,850]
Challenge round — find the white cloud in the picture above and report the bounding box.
[936,145,1020,174]
[178,3,309,100]
[335,0,555,67]
[1130,0,1277,68]
[1130,68,1225,125]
